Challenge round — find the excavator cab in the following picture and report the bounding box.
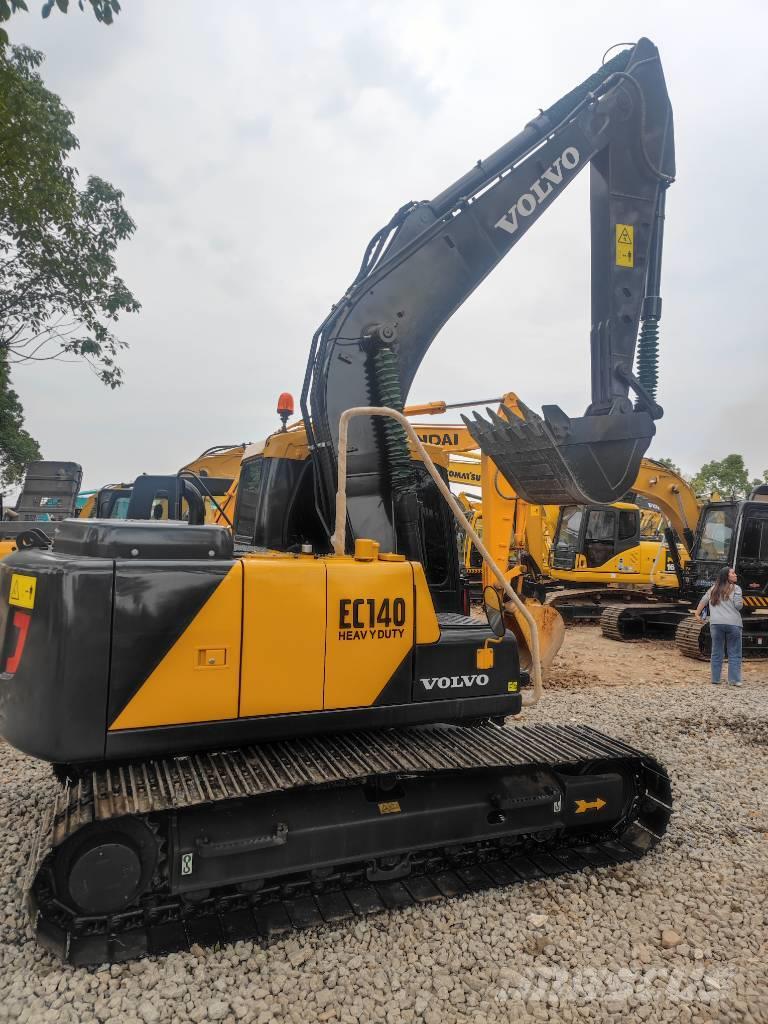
[231,440,467,615]
[687,497,768,606]
[552,503,641,572]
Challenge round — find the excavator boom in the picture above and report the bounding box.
[303,38,674,554]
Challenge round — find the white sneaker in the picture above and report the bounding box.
[729,680,742,687]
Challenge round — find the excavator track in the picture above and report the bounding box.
[545,589,657,625]
[676,613,768,660]
[26,723,671,966]
[675,617,709,660]
[600,602,686,643]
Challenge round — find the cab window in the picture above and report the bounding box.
[234,457,264,544]
[584,508,616,567]
[618,509,638,542]
[741,517,768,562]
[417,475,450,587]
[696,507,735,562]
[110,496,131,519]
[555,506,583,559]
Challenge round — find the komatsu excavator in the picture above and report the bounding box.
[0,39,675,964]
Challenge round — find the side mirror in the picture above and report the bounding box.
[483,585,506,638]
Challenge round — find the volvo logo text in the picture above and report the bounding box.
[419,674,489,690]
[494,147,580,236]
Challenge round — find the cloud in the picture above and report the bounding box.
[5,0,768,491]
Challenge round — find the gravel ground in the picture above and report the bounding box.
[0,629,766,1024]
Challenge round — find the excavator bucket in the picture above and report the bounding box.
[506,598,566,679]
[463,404,655,506]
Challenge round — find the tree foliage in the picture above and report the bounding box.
[0,0,120,45]
[0,45,139,387]
[0,353,41,491]
[691,454,753,499]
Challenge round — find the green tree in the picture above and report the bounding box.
[0,354,41,492]
[0,1,120,45]
[654,457,681,475]
[691,454,752,498]
[0,45,139,387]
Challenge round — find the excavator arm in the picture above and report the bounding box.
[303,38,675,555]
[629,458,700,553]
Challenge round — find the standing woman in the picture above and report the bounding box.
[695,566,743,686]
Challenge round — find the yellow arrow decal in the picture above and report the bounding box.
[574,797,607,814]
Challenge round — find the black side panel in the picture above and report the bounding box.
[413,628,520,702]
[53,519,234,560]
[108,561,235,724]
[0,549,112,762]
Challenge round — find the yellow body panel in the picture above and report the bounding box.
[0,539,17,560]
[79,493,96,518]
[181,445,246,480]
[110,565,243,730]
[325,559,414,709]
[552,539,678,587]
[240,557,326,716]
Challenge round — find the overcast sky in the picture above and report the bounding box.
[9,0,768,489]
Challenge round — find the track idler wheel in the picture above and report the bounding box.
[54,819,159,916]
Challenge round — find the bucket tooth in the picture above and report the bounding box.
[463,405,655,505]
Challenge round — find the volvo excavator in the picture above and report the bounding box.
[0,39,675,964]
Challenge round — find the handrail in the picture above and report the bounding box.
[333,407,543,706]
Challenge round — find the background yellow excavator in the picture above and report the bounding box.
[79,445,246,525]
[410,398,688,620]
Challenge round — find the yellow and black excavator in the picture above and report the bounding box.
[79,446,246,525]
[0,39,676,964]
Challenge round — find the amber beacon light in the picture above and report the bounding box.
[277,392,295,431]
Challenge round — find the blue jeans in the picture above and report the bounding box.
[710,624,742,683]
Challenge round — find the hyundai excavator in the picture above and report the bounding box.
[0,39,675,964]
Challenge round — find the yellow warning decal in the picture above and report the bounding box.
[507,681,519,693]
[9,573,36,610]
[616,224,634,267]
[378,801,401,814]
[574,797,606,814]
